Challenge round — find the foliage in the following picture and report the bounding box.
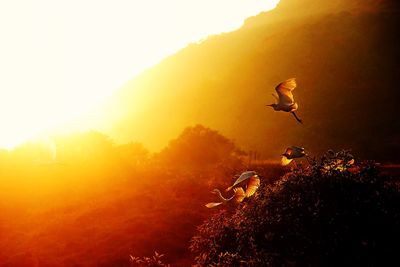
[157,125,245,171]
[0,127,247,266]
[190,151,400,266]
[309,149,356,174]
[129,251,170,267]
[116,142,150,167]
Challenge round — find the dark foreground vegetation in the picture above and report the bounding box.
[190,151,400,266]
[1,125,399,266]
[0,125,283,266]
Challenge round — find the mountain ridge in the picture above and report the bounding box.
[97,0,400,161]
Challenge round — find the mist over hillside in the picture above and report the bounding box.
[99,0,400,162]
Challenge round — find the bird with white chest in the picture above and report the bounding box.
[267,78,303,124]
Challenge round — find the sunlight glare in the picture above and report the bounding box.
[0,0,280,148]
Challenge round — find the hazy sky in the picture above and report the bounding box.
[0,0,280,148]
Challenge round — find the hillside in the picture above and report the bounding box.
[99,0,400,161]
[0,127,285,266]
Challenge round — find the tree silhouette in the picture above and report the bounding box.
[157,125,244,170]
[190,155,400,266]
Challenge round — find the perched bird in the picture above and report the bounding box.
[281,146,307,166]
[267,78,303,124]
[205,188,246,208]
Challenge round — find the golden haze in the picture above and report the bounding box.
[0,0,280,149]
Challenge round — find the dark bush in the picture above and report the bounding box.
[156,125,245,171]
[190,151,400,266]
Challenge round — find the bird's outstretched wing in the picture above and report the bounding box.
[245,175,260,197]
[226,171,257,192]
[275,78,296,106]
[233,187,246,203]
[291,146,305,153]
[290,146,306,158]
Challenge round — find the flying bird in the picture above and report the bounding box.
[281,146,307,166]
[225,171,257,192]
[236,175,260,199]
[226,171,260,198]
[205,188,246,208]
[267,78,303,124]
[206,171,261,208]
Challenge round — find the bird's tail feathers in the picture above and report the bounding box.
[205,202,223,208]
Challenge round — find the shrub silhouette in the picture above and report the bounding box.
[190,151,400,266]
[157,124,245,171]
[116,142,150,167]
